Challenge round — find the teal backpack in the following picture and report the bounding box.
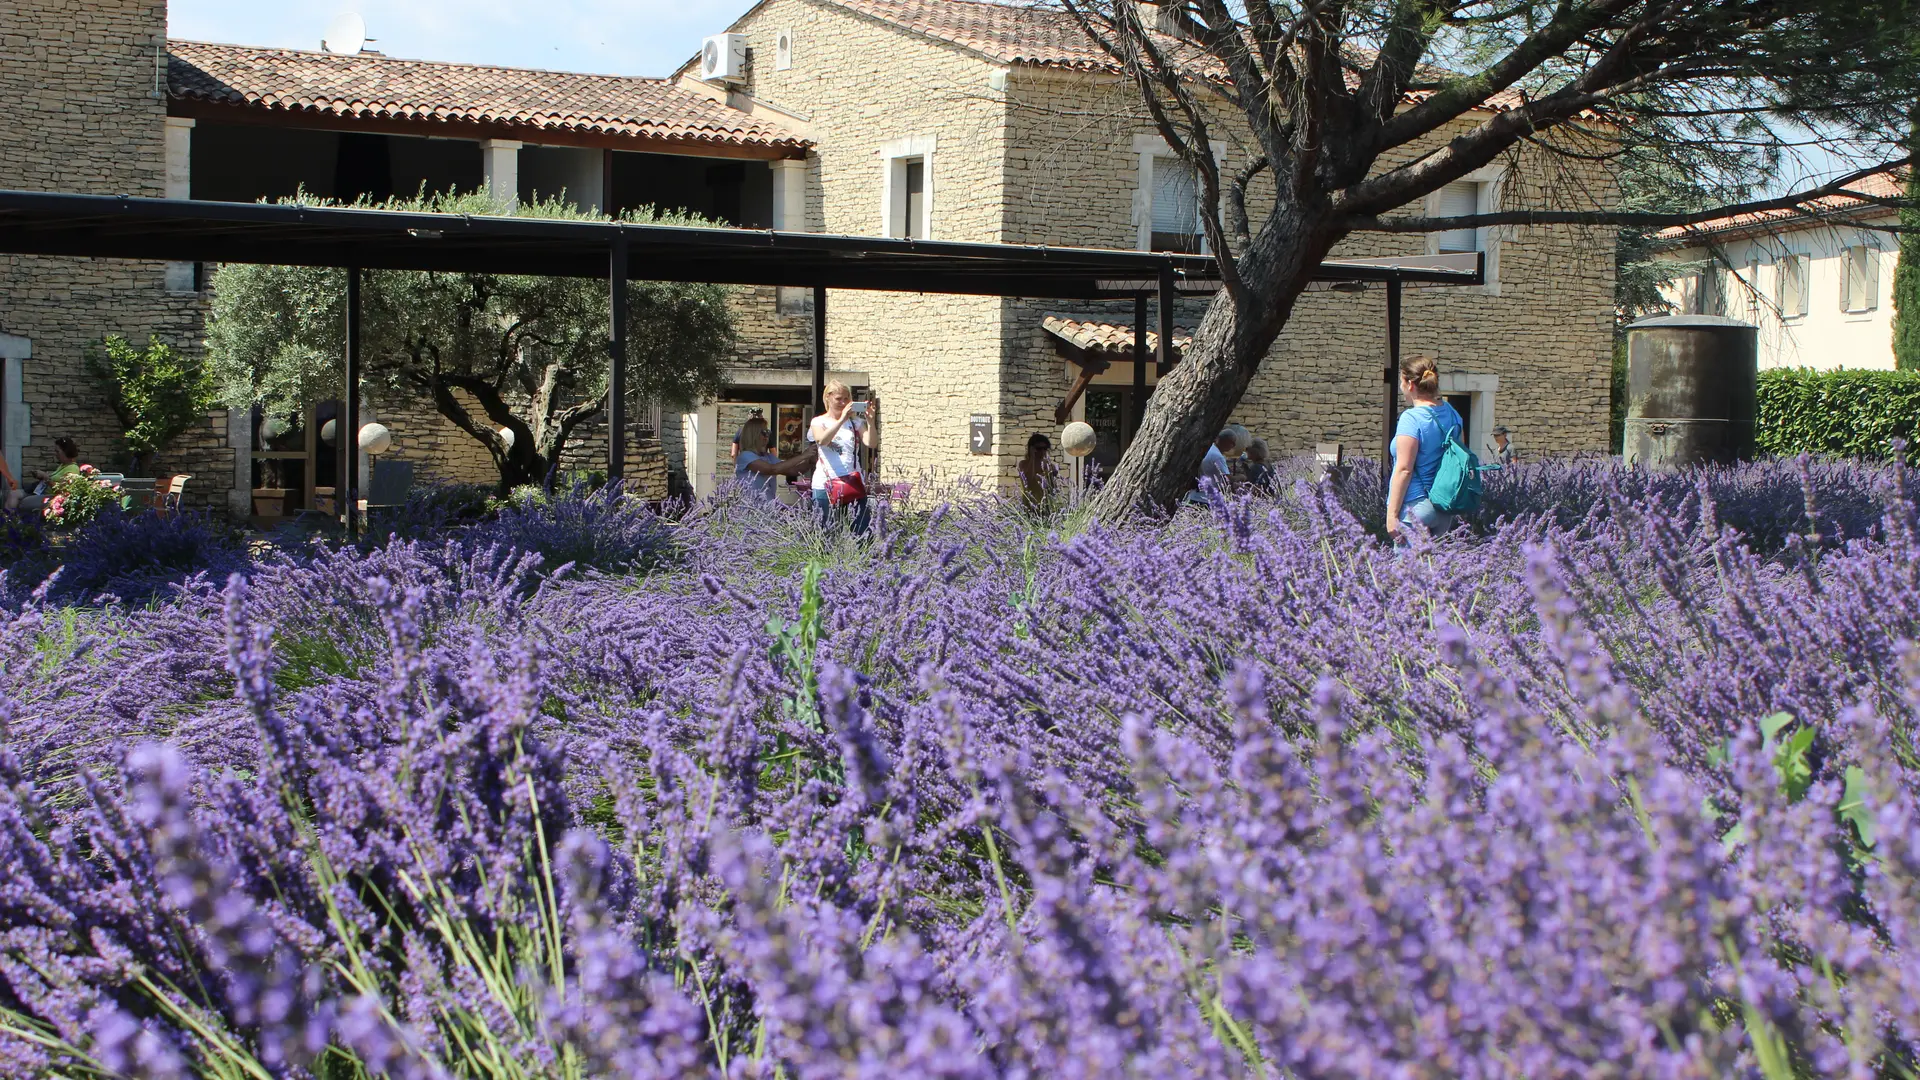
[1427,418,1483,514]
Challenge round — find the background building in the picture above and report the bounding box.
[3,0,1621,513]
[1655,170,1903,371]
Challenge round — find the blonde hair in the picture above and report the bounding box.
[1399,354,1440,393]
[738,416,770,454]
[823,380,852,404]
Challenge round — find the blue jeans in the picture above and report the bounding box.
[812,488,871,535]
[1399,497,1457,535]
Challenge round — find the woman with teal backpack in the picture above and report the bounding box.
[1385,354,1476,542]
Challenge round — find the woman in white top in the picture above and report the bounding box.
[809,380,880,533]
[732,416,815,503]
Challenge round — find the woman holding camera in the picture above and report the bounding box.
[809,380,880,534]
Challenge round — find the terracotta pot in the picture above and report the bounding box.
[251,488,287,518]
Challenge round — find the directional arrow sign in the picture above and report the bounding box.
[969,414,993,455]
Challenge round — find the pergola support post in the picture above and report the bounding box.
[608,230,628,484]
[1382,277,1402,492]
[1156,266,1176,378]
[1132,293,1148,437]
[343,265,361,533]
[811,285,827,414]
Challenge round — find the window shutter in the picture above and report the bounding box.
[1864,245,1882,311]
[1779,254,1808,317]
[1151,157,1198,236]
[1434,181,1479,253]
[1842,246,1864,312]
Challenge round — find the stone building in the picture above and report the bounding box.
[0,0,229,506]
[674,0,1618,489]
[3,0,1617,514]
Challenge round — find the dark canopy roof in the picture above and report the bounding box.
[0,190,1481,298]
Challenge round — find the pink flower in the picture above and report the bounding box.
[45,495,66,520]
[78,464,95,476]
[95,478,113,490]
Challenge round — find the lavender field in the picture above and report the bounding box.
[3,458,1919,1078]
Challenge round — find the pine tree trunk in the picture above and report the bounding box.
[1088,211,1336,516]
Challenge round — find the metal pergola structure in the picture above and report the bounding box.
[0,189,1483,521]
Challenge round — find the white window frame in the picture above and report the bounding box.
[879,135,935,240]
[1421,164,1506,294]
[1132,134,1225,254]
[0,333,28,481]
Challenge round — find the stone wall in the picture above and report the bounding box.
[1001,71,1618,463]
[0,0,231,509]
[718,0,1016,490]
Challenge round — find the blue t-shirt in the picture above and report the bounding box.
[1393,401,1464,505]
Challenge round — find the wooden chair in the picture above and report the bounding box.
[155,474,191,516]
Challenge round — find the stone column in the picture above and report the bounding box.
[0,333,29,481]
[163,118,196,292]
[481,140,522,210]
[770,158,807,232]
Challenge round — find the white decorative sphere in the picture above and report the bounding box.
[261,416,291,442]
[1228,424,1251,454]
[357,423,393,455]
[497,426,516,452]
[1061,421,1097,457]
[319,419,336,446]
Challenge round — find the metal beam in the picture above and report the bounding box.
[1382,278,1402,492]
[811,285,827,416]
[608,230,628,483]
[1132,293,1148,438]
[344,265,362,532]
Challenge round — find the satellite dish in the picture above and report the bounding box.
[321,12,366,54]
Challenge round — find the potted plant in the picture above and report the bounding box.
[251,451,288,519]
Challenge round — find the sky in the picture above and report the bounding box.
[166,0,741,78]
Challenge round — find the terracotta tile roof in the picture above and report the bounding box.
[817,0,1523,105]
[1655,170,1905,245]
[1043,314,1194,356]
[822,0,1220,76]
[167,39,809,152]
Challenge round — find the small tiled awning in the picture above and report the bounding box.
[1042,315,1194,358]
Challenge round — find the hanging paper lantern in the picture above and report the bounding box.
[1061,421,1097,457]
[357,423,393,455]
[319,419,336,446]
[497,426,516,452]
[261,416,291,442]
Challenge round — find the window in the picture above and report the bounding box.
[776,286,812,317]
[1693,266,1727,316]
[901,159,925,239]
[1150,156,1203,253]
[1744,258,1764,323]
[1841,244,1880,313]
[1433,180,1482,254]
[1778,254,1809,318]
[880,137,935,240]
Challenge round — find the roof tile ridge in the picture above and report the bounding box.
[166,38,673,85]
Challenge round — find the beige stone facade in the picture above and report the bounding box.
[5,0,1613,511]
[693,0,1615,493]
[0,0,232,509]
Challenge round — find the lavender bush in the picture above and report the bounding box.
[4,458,1920,1077]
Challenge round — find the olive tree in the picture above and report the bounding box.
[1060,0,1920,512]
[208,191,733,493]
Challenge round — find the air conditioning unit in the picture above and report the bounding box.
[700,33,747,83]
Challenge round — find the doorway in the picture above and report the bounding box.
[1444,393,1474,449]
[1082,388,1136,486]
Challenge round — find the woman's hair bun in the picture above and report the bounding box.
[1399,354,1440,392]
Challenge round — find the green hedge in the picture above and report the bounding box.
[1758,368,1920,462]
